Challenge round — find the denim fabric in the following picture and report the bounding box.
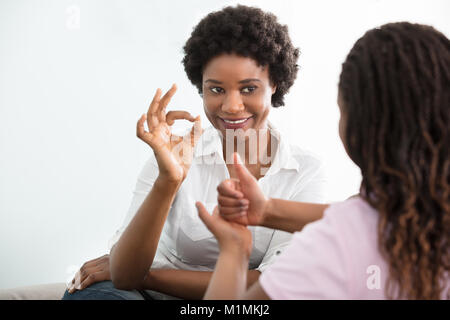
[61,280,145,300]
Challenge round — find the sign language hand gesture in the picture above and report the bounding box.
[196,203,253,259]
[137,84,203,183]
[217,153,269,226]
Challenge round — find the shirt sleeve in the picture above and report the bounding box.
[107,153,159,251]
[259,207,351,299]
[255,155,327,273]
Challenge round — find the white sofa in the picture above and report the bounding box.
[0,283,67,300]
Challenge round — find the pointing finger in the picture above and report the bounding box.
[196,202,216,234]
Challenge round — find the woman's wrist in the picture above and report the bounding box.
[155,174,183,191]
[220,243,251,262]
[260,197,274,228]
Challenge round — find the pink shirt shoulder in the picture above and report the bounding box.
[259,197,389,299]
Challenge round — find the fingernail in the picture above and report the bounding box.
[235,153,243,164]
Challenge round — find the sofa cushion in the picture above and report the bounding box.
[0,283,67,300]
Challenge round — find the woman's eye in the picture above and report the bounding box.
[210,87,223,94]
[241,86,256,93]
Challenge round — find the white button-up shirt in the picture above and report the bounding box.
[109,122,327,272]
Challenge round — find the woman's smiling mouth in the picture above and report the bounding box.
[219,116,253,129]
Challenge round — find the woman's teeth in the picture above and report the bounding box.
[223,118,248,124]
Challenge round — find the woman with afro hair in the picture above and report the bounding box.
[63,5,327,300]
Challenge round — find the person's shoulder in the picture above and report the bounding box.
[326,196,375,216]
[324,197,379,234]
[294,197,378,250]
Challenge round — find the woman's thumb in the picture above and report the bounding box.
[233,153,254,184]
[196,202,215,233]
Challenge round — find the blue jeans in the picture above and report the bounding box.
[61,280,180,300]
[61,280,146,300]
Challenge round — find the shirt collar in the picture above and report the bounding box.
[193,121,300,175]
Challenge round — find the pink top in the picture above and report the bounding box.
[259,197,448,299]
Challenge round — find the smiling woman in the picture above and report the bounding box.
[202,54,275,134]
[61,4,327,300]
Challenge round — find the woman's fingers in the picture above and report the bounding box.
[166,110,196,126]
[190,116,203,146]
[68,255,110,293]
[196,202,217,234]
[69,264,105,292]
[218,204,248,215]
[73,270,110,292]
[137,113,156,147]
[217,179,244,199]
[157,84,177,121]
[220,211,248,222]
[147,88,163,129]
[218,195,249,207]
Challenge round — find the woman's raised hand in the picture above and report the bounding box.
[137,84,203,183]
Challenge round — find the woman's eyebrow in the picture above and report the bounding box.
[239,78,261,84]
[204,79,222,84]
[204,78,262,84]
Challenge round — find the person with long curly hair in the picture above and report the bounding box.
[62,5,327,300]
[197,22,450,299]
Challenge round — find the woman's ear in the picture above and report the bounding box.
[271,84,277,95]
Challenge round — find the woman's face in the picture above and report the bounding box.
[202,53,276,138]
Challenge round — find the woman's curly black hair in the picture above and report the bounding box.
[182,5,299,108]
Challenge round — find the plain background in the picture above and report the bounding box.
[0,0,449,289]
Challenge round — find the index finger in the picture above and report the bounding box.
[158,84,177,115]
[166,110,196,125]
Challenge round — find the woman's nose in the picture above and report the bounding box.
[222,91,244,114]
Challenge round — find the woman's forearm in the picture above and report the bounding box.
[143,268,260,300]
[204,249,251,300]
[110,177,180,290]
[262,199,330,233]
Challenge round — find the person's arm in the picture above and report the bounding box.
[110,178,180,290]
[261,199,329,233]
[141,269,261,299]
[205,251,270,300]
[110,85,202,290]
[195,203,254,299]
[217,153,329,233]
[204,248,250,300]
